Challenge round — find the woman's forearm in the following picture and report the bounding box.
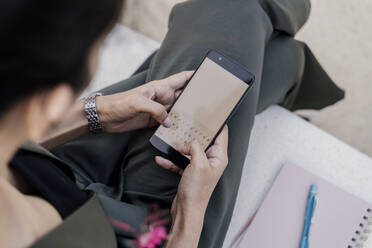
[165,209,205,248]
[38,71,193,149]
[39,100,88,149]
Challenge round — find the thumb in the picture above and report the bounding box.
[161,71,194,90]
[186,140,208,164]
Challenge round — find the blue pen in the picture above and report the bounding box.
[299,184,318,248]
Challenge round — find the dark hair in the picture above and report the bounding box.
[0,0,123,115]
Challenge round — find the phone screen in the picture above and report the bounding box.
[154,57,249,154]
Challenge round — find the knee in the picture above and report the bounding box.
[259,0,311,35]
[258,36,305,112]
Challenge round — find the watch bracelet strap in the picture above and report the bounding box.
[84,92,103,134]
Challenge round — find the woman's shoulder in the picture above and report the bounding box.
[0,178,117,248]
[30,193,118,248]
[0,178,62,248]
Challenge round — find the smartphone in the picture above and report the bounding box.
[150,50,255,169]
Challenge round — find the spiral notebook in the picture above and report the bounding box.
[238,164,372,248]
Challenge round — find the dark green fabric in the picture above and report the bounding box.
[48,0,344,247]
[30,193,117,248]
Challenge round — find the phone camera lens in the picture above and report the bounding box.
[218,57,222,61]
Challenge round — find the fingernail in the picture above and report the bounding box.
[178,143,186,150]
[163,116,172,128]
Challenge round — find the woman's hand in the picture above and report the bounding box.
[40,71,193,149]
[97,71,194,133]
[155,126,229,248]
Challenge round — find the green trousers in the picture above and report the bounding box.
[52,0,344,247]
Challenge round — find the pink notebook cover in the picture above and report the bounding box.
[238,164,372,248]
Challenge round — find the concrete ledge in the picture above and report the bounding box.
[225,105,372,247]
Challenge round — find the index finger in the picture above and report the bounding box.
[188,140,209,165]
[177,140,208,164]
[161,71,194,90]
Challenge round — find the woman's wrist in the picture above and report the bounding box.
[95,95,112,126]
[166,205,205,248]
[40,94,117,148]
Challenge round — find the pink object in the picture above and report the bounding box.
[109,218,137,234]
[139,227,168,248]
[109,206,170,248]
[239,164,372,248]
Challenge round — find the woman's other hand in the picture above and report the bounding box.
[155,126,229,247]
[97,71,194,133]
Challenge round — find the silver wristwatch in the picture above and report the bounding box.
[84,92,103,134]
